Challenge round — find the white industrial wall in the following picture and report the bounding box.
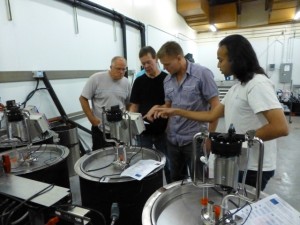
[0,0,299,122]
[0,0,197,120]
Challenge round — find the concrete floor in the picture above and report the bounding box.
[264,116,300,211]
[70,115,300,214]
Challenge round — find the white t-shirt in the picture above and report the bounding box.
[221,74,283,171]
[81,71,131,121]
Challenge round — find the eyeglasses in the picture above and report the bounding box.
[112,66,127,72]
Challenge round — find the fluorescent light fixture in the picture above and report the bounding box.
[294,11,300,20]
[209,24,217,32]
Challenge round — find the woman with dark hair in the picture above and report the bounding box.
[219,34,267,83]
[154,34,289,190]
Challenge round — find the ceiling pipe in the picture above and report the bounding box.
[119,14,127,60]
[295,0,300,20]
[5,0,12,21]
[56,0,146,58]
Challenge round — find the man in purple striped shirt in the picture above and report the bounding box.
[146,41,220,182]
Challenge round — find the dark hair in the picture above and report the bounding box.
[185,53,195,63]
[157,41,184,59]
[219,34,267,83]
[139,46,156,59]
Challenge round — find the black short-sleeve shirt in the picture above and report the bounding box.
[130,71,168,135]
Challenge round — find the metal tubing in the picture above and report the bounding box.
[192,131,209,185]
[119,14,127,59]
[56,0,146,48]
[254,137,264,200]
[220,194,253,221]
[5,0,12,21]
[73,5,79,34]
[23,112,32,145]
[77,0,143,31]
[101,107,119,146]
[124,112,132,146]
[57,0,116,21]
[139,23,146,47]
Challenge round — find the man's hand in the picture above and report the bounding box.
[154,107,178,119]
[90,117,101,127]
[143,105,161,122]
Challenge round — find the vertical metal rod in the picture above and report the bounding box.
[289,79,293,123]
[192,132,208,184]
[73,5,79,34]
[5,0,12,21]
[254,137,264,201]
[113,20,117,42]
[23,112,32,145]
[120,15,127,60]
[126,112,132,147]
[139,23,146,47]
[101,107,118,146]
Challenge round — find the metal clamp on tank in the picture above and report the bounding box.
[102,105,127,170]
[192,124,264,225]
[210,124,245,191]
[1,100,35,166]
[0,100,53,166]
[101,105,145,170]
[4,100,32,145]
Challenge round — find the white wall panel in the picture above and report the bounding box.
[0,0,195,119]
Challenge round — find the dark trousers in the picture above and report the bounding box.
[136,133,171,184]
[91,126,114,150]
[238,170,275,191]
[167,140,204,182]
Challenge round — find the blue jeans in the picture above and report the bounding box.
[167,140,204,182]
[136,133,171,184]
[91,126,114,150]
[238,170,275,191]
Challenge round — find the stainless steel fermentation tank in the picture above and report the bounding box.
[0,144,70,188]
[75,106,165,225]
[142,181,268,225]
[75,146,165,225]
[0,100,54,152]
[143,125,265,225]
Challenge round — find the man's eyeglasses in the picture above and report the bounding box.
[112,66,127,72]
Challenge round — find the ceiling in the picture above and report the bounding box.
[177,0,300,33]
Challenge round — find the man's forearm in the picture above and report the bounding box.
[80,96,98,125]
[129,103,139,112]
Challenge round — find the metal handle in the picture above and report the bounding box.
[192,131,209,185]
[5,0,12,21]
[251,137,264,201]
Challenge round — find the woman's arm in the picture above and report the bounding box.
[155,103,225,122]
[255,108,289,141]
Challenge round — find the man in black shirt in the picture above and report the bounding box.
[130,46,170,183]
